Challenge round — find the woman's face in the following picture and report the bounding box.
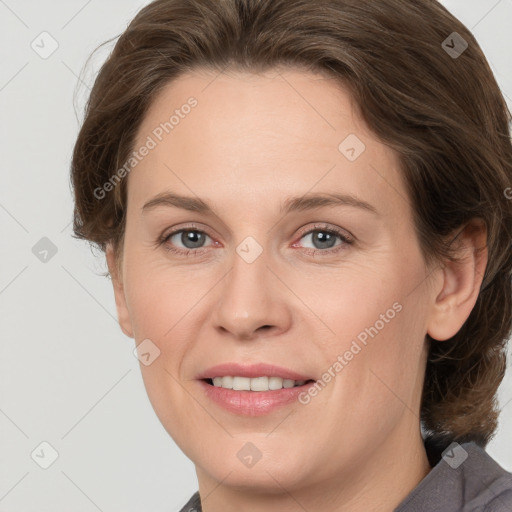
[109,68,439,494]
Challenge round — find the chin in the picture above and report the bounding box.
[195,444,313,493]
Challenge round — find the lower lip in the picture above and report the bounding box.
[198,380,314,416]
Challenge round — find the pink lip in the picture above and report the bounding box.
[198,380,315,416]
[196,363,316,416]
[196,362,314,381]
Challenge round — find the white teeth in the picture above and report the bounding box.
[210,376,309,391]
[221,376,233,388]
[269,376,284,390]
[283,379,295,388]
[232,376,251,390]
[250,376,268,391]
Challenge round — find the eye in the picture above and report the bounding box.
[156,222,354,258]
[158,225,215,257]
[292,224,354,256]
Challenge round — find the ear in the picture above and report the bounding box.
[426,219,488,341]
[106,243,134,339]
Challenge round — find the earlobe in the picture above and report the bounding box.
[426,219,488,342]
[105,244,134,339]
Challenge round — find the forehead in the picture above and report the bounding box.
[128,67,407,219]
[137,66,365,149]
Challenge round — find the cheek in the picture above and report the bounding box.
[123,256,206,341]
[317,254,428,395]
[123,269,199,445]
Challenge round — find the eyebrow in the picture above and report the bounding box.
[141,191,379,216]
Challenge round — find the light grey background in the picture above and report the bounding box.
[1,1,511,511]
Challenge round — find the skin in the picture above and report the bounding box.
[106,67,488,512]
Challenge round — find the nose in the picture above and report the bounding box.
[212,244,292,341]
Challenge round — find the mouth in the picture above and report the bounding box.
[202,376,316,391]
[196,362,316,383]
[196,362,317,415]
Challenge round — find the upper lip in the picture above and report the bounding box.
[196,363,315,381]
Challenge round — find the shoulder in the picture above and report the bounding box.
[447,442,512,512]
[483,490,512,511]
[178,491,201,512]
[395,440,512,512]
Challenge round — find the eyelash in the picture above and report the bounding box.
[155,223,354,258]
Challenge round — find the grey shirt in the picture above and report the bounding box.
[178,439,512,511]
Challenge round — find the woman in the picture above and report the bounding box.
[70,0,512,510]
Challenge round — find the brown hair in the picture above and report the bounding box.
[70,0,512,448]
